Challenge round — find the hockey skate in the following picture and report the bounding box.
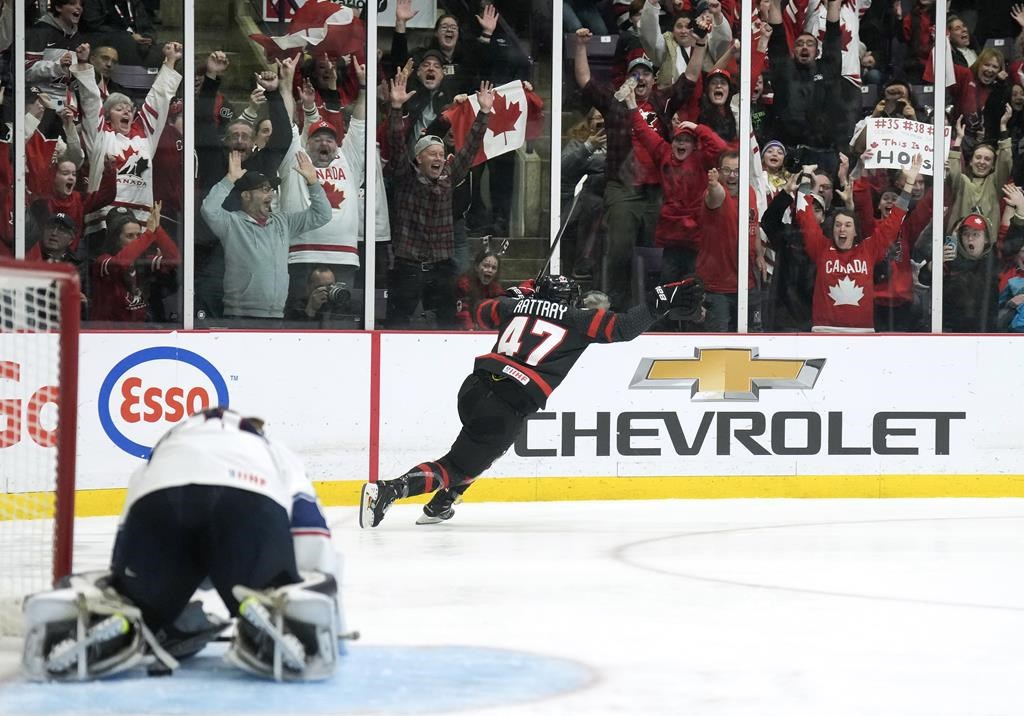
[415,490,464,525]
[359,480,399,528]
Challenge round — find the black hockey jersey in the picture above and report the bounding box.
[472,296,658,408]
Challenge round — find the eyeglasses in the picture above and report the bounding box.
[719,168,740,176]
[438,23,458,31]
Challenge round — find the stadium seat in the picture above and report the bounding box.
[110,65,160,92]
[984,37,1016,61]
[860,84,879,110]
[563,33,619,59]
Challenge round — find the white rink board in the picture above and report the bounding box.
[71,332,370,489]
[5,331,1024,494]
[378,333,1024,478]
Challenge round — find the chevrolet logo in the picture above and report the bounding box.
[630,348,825,402]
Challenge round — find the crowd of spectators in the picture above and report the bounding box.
[8,0,1024,334]
[561,0,1024,333]
[2,0,184,323]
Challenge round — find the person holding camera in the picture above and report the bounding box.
[285,266,351,324]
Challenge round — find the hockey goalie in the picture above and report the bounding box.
[21,408,344,683]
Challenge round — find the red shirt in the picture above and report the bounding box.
[90,227,180,321]
[797,196,907,329]
[696,187,759,294]
[630,113,727,250]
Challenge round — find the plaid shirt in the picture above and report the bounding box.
[389,107,488,262]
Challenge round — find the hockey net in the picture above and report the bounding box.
[0,259,79,636]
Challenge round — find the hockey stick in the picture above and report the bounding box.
[535,174,589,281]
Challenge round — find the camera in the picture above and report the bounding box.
[325,283,351,310]
[783,146,805,175]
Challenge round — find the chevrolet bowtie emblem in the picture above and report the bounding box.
[630,348,825,402]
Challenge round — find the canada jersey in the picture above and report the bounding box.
[473,296,658,408]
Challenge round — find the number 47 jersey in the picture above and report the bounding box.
[472,295,659,409]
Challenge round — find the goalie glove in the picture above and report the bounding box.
[649,276,705,321]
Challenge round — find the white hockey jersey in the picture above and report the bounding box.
[72,62,181,234]
[281,118,366,267]
[120,410,338,580]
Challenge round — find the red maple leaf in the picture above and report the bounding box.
[839,23,853,52]
[322,184,346,209]
[487,92,523,146]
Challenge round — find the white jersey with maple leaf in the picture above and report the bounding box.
[795,191,907,330]
[804,0,871,85]
[279,118,367,266]
[73,63,182,234]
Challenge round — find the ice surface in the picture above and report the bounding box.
[2,498,1024,715]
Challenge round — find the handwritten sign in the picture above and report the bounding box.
[864,118,952,176]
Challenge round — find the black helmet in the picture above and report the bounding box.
[536,275,581,307]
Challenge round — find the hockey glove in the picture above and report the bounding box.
[505,282,536,300]
[650,276,705,321]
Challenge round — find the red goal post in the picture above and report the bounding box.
[0,258,79,634]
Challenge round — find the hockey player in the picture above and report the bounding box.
[359,274,705,528]
[22,408,343,683]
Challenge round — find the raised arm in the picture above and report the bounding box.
[705,167,726,210]
[638,0,667,65]
[449,82,493,184]
[574,28,593,90]
[285,152,332,234]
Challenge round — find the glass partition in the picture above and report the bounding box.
[23,0,185,327]
[1,0,12,260]
[377,0,552,330]
[191,0,369,329]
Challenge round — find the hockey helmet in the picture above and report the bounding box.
[535,275,581,307]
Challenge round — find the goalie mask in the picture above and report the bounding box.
[536,275,581,307]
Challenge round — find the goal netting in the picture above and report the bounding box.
[0,259,79,636]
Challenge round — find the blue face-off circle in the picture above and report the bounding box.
[0,645,594,714]
[97,347,230,459]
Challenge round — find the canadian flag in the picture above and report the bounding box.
[441,81,544,168]
[803,0,871,86]
[923,31,957,87]
[250,0,364,61]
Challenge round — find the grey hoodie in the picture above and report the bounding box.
[201,177,331,318]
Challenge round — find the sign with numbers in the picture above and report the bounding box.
[864,118,952,176]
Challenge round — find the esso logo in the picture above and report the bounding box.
[0,361,59,449]
[98,347,230,459]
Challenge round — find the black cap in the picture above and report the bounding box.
[233,170,280,193]
[418,49,446,68]
[46,212,77,233]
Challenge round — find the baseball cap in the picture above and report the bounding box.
[307,120,338,138]
[46,212,77,233]
[672,124,697,140]
[233,170,281,193]
[627,55,655,73]
[418,49,446,67]
[706,68,732,84]
[960,214,986,232]
[413,134,444,156]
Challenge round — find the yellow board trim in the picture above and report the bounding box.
[4,475,1024,519]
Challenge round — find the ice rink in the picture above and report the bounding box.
[3,497,1024,715]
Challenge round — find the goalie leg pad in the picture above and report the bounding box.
[21,573,157,682]
[225,576,338,682]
